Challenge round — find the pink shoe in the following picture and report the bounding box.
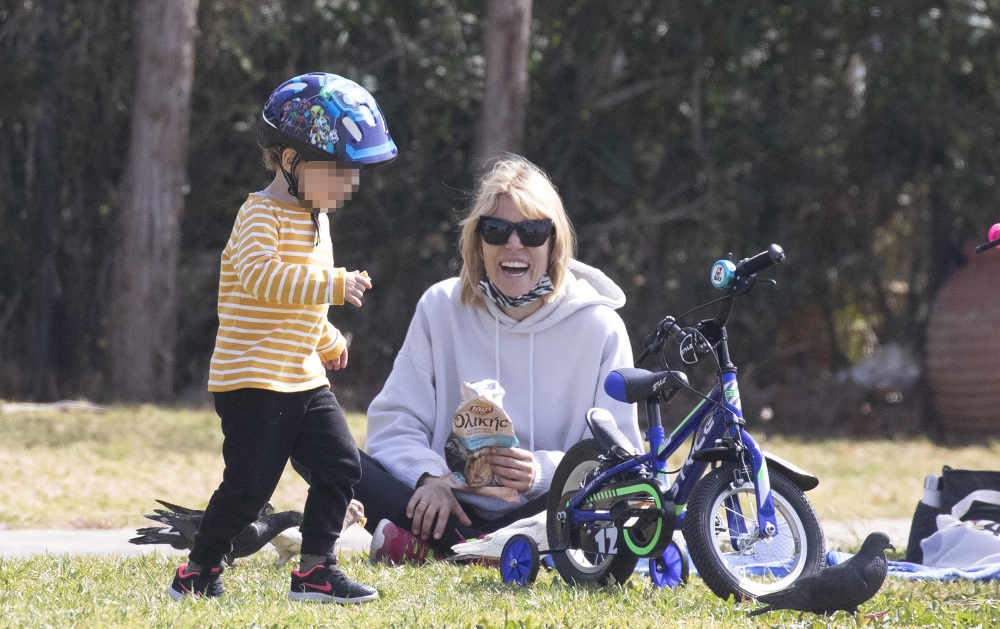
[369,519,435,565]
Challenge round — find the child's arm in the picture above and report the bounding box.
[232,209,347,305]
[317,319,347,367]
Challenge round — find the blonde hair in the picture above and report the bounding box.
[262,145,288,172]
[458,156,576,307]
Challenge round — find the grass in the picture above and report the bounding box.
[3,404,998,529]
[2,553,999,628]
[2,405,1000,627]
[0,405,356,529]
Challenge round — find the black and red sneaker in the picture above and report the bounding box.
[289,561,377,604]
[166,563,224,600]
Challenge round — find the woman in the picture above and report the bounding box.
[355,156,641,563]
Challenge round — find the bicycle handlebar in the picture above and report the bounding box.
[976,237,1000,254]
[736,244,786,278]
[976,223,1000,253]
[636,244,786,365]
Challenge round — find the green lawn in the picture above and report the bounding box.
[3,404,998,529]
[2,552,998,628]
[1,405,999,628]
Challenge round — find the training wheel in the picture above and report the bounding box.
[500,534,540,586]
[649,540,690,589]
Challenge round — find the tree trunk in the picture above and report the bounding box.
[475,0,532,169]
[28,0,65,400]
[108,0,199,401]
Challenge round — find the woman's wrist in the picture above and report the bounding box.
[417,472,439,488]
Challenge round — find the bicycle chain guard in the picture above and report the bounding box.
[556,479,676,558]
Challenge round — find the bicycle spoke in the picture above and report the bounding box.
[712,485,806,585]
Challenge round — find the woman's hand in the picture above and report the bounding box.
[407,476,472,541]
[487,446,538,494]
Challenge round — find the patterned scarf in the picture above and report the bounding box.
[478,274,555,309]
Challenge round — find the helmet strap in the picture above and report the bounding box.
[311,211,321,246]
[280,153,302,198]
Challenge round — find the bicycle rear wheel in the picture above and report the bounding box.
[683,461,824,601]
[546,439,638,585]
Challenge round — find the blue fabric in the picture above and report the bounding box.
[826,550,1000,581]
[637,548,1000,582]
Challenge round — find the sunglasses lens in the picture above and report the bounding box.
[478,217,553,247]
[517,220,553,247]
[478,218,512,245]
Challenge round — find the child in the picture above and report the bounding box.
[167,72,397,604]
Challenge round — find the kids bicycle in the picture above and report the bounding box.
[500,244,825,602]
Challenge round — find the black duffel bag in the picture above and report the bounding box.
[905,466,1000,564]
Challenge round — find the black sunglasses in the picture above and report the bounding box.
[477,217,555,248]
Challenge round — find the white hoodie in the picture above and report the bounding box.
[366,259,641,518]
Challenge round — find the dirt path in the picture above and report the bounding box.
[0,523,373,559]
[0,519,910,559]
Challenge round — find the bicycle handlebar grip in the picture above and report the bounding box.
[661,318,683,337]
[737,244,785,277]
[975,223,1000,253]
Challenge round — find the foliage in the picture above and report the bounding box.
[1,1,998,427]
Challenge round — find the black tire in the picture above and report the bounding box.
[546,439,638,585]
[683,461,825,602]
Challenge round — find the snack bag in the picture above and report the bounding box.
[443,380,520,502]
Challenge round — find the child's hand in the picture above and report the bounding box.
[344,270,372,307]
[344,499,366,529]
[323,347,348,370]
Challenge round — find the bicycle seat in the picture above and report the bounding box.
[604,367,689,404]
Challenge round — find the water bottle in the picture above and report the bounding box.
[906,473,943,563]
[922,474,942,508]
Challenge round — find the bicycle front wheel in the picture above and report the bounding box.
[683,461,824,602]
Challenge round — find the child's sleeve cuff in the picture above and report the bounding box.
[329,268,347,305]
[317,334,346,363]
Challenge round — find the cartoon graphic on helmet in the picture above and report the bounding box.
[310,116,338,154]
[257,72,397,167]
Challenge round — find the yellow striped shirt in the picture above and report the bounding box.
[208,193,347,392]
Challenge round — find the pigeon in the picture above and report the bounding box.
[269,499,367,567]
[748,531,895,617]
[129,499,303,565]
[449,511,547,561]
[270,526,304,568]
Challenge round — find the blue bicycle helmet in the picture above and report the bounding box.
[257,72,397,168]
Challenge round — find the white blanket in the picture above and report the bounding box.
[921,490,1000,569]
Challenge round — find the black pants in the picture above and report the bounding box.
[351,451,548,554]
[190,386,360,567]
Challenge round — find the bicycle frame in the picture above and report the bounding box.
[547,246,824,597]
[563,340,779,548]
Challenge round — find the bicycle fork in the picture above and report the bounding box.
[718,372,778,545]
[664,372,779,545]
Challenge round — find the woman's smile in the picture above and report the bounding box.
[499,260,530,277]
[481,195,551,301]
